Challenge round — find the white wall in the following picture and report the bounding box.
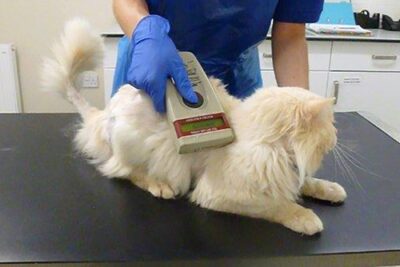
[326,0,400,19]
[0,0,116,113]
[352,0,400,19]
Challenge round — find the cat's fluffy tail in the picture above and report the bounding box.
[41,18,104,118]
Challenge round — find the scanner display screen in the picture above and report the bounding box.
[181,118,224,132]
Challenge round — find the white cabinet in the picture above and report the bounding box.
[104,68,115,104]
[258,40,332,71]
[308,72,329,97]
[328,40,400,134]
[103,38,120,104]
[261,71,328,97]
[104,38,119,69]
[258,40,331,97]
[260,71,275,86]
[327,71,400,132]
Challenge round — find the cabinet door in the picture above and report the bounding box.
[103,38,120,104]
[104,68,115,104]
[104,38,120,68]
[327,72,400,132]
[261,71,328,97]
[260,71,277,87]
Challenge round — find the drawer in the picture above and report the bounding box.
[104,38,120,68]
[258,40,331,71]
[261,70,328,97]
[331,42,400,71]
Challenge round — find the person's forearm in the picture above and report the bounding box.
[271,22,309,89]
[113,0,149,37]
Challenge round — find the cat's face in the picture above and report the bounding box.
[242,86,337,178]
[285,88,337,177]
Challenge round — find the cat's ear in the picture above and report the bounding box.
[303,98,334,121]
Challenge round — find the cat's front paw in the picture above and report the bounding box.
[302,178,347,203]
[148,181,176,199]
[283,208,323,235]
[324,182,347,203]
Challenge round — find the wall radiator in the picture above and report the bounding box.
[0,44,22,113]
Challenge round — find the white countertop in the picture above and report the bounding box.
[303,29,400,42]
[102,26,400,42]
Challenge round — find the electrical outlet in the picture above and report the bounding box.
[80,71,99,88]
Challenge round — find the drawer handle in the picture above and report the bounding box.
[333,81,339,105]
[372,55,397,61]
[262,53,272,59]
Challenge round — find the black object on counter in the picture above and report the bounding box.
[382,14,400,31]
[354,10,380,29]
[0,113,400,265]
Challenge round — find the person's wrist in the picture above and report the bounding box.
[131,15,170,44]
[134,13,148,28]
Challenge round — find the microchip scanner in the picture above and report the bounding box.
[166,52,235,154]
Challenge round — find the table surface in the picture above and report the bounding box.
[0,113,399,264]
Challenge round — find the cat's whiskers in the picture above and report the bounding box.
[337,140,370,163]
[336,141,387,181]
[333,145,366,194]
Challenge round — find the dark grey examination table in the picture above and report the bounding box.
[0,113,399,267]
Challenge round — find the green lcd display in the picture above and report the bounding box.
[181,118,224,132]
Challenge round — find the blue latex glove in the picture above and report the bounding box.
[127,15,198,113]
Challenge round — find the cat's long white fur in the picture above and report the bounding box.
[41,18,347,235]
[41,18,104,117]
[42,19,124,173]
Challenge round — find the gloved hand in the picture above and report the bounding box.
[127,15,198,113]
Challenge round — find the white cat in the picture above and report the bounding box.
[42,19,346,235]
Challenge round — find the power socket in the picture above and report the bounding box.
[79,71,99,88]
